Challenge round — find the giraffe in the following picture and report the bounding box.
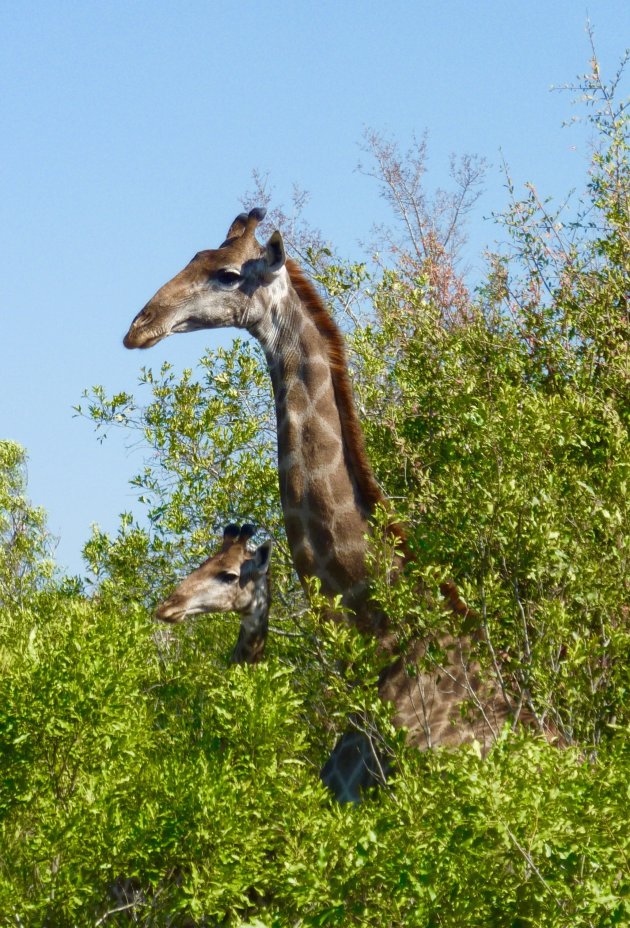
[124,208,550,800]
[156,523,272,665]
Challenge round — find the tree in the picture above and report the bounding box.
[0,440,54,606]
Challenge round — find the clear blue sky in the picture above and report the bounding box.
[1,1,628,576]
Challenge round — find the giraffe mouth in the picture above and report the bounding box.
[123,326,169,349]
[124,317,206,348]
[154,602,187,623]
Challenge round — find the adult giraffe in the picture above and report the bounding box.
[124,208,547,799]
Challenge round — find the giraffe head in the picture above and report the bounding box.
[123,208,287,349]
[155,524,272,625]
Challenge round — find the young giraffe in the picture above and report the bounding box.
[125,208,548,800]
[156,524,272,665]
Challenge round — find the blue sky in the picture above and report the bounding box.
[1,1,628,576]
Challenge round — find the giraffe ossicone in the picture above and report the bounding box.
[156,523,272,665]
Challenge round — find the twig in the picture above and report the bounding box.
[503,824,565,909]
[268,625,309,639]
[95,899,146,926]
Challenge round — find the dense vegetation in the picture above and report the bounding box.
[0,59,628,926]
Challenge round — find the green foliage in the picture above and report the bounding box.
[349,64,629,748]
[1,54,628,926]
[353,277,629,744]
[0,589,628,926]
[0,440,54,606]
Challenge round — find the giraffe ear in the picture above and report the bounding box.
[240,539,272,580]
[251,540,273,574]
[265,231,286,272]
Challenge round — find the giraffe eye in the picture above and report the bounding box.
[217,571,239,584]
[215,269,241,289]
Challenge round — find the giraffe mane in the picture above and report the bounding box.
[285,259,386,517]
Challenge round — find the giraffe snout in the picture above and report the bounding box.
[123,304,166,349]
[155,597,187,624]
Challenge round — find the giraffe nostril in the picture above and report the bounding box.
[136,307,154,328]
[123,305,159,348]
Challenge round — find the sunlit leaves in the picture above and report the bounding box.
[0,440,54,606]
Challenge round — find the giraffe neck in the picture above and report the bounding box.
[230,580,270,665]
[250,261,385,623]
